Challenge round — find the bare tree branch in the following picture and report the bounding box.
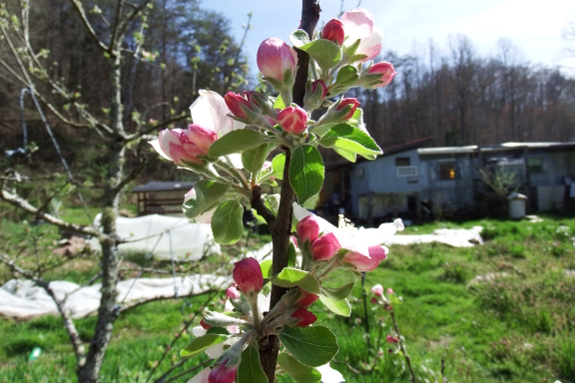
[69,0,110,52]
[0,188,100,237]
[0,253,87,368]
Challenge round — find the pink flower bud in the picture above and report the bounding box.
[225,284,240,300]
[371,297,378,304]
[371,284,384,297]
[277,106,308,134]
[367,62,397,88]
[296,289,319,308]
[336,98,360,120]
[291,307,317,327]
[322,19,345,46]
[232,258,263,294]
[200,318,212,330]
[296,215,320,244]
[342,245,387,272]
[157,125,217,166]
[311,232,341,261]
[223,92,253,120]
[257,38,298,84]
[208,360,237,383]
[387,288,394,295]
[386,335,399,344]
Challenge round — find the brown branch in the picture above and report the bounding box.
[0,188,100,237]
[250,185,276,226]
[114,0,154,49]
[0,253,87,368]
[112,156,150,193]
[390,310,417,383]
[258,4,321,381]
[69,0,110,52]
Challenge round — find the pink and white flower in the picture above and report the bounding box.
[340,8,383,62]
[257,38,298,85]
[151,90,245,166]
[277,105,308,134]
[293,203,403,272]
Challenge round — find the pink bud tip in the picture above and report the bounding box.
[322,19,345,46]
[257,38,298,83]
[368,62,397,88]
[200,318,212,330]
[277,106,308,134]
[223,92,252,120]
[208,360,238,383]
[225,285,241,300]
[291,307,317,327]
[296,215,320,244]
[311,232,341,261]
[296,289,320,308]
[336,98,361,120]
[386,335,399,344]
[232,258,263,294]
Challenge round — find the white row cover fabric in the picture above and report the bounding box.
[89,214,220,261]
[0,275,229,320]
[385,227,483,248]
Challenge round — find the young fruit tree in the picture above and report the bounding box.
[151,2,404,382]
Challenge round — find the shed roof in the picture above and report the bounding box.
[132,181,194,193]
[418,142,575,156]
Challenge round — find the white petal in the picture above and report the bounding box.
[227,153,244,170]
[356,26,383,61]
[317,363,345,382]
[192,326,207,337]
[194,208,216,224]
[190,90,245,137]
[150,139,173,162]
[187,367,211,383]
[204,343,225,359]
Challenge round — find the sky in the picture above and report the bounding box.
[203,0,575,75]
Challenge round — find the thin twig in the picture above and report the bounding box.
[389,310,417,383]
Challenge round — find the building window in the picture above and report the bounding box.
[528,158,543,173]
[396,157,411,167]
[439,162,457,180]
[397,166,418,177]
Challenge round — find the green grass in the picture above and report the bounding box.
[1,215,574,382]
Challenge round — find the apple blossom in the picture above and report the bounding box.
[336,98,361,120]
[340,8,383,62]
[322,19,345,46]
[342,245,387,272]
[257,38,298,85]
[386,335,399,344]
[367,62,397,88]
[296,215,320,244]
[311,232,341,261]
[153,125,216,166]
[223,92,253,120]
[371,284,384,297]
[225,284,240,300]
[277,105,308,134]
[291,307,317,327]
[187,367,211,383]
[296,289,320,308]
[208,359,237,383]
[233,258,263,294]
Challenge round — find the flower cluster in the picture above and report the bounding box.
[153,6,401,383]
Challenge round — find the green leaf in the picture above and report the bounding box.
[335,65,359,86]
[272,153,286,180]
[237,344,267,383]
[183,180,230,218]
[320,282,355,301]
[319,295,351,317]
[180,334,228,358]
[277,353,321,383]
[242,143,274,174]
[288,241,297,268]
[271,267,320,294]
[278,325,339,367]
[260,260,273,279]
[273,94,286,109]
[300,40,341,71]
[289,145,324,204]
[319,124,382,161]
[211,200,244,244]
[289,30,311,47]
[209,130,266,157]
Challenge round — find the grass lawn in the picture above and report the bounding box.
[1,215,574,382]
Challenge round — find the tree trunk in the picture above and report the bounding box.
[77,55,125,383]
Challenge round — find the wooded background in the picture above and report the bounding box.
[1,0,574,179]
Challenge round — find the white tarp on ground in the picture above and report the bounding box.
[385,226,483,248]
[89,214,220,261]
[0,275,229,320]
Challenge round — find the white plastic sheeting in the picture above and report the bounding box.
[89,214,220,261]
[0,275,229,320]
[386,227,483,248]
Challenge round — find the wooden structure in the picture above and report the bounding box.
[132,181,194,216]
